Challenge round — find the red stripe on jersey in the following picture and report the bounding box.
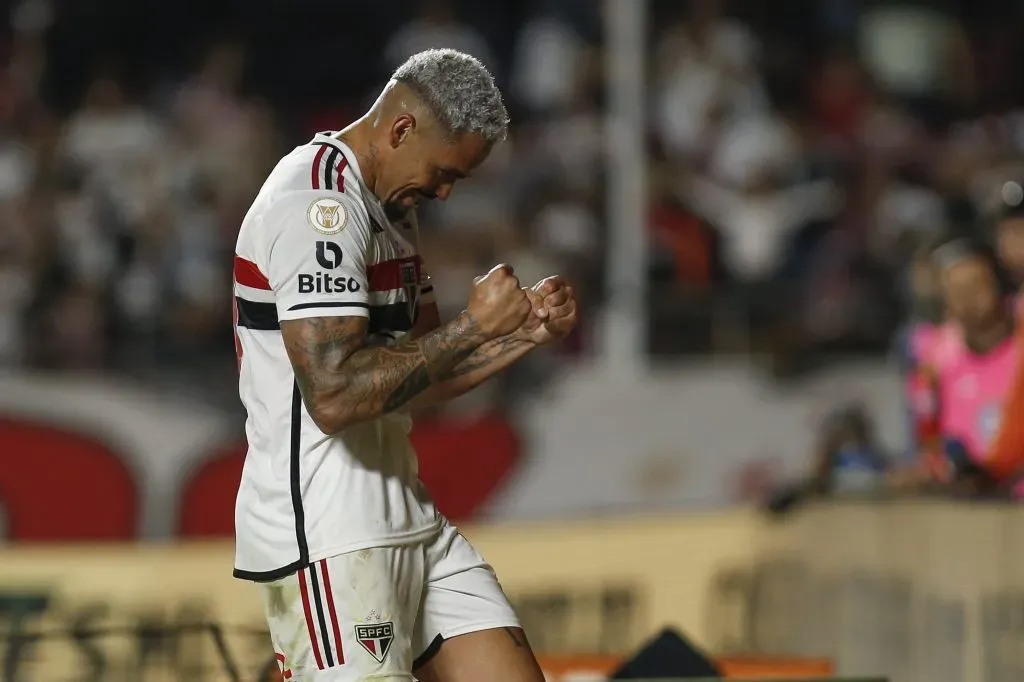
[274,654,293,679]
[319,560,345,664]
[335,156,348,193]
[234,256,271,290]
[366,256,421,292]
[298,570,326,670]
[311,144,328,190]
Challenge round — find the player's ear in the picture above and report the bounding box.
[391,114,416,149]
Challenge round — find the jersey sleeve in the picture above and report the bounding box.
[262,189,373,322]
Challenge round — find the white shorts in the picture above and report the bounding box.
[258,521,520,681]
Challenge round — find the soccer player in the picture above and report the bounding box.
[231,49,576,681]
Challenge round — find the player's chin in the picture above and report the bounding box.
[386,194,419,213]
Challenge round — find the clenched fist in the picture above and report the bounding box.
[521,275,578,345]
[467,264,532,339]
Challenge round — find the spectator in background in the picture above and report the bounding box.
[171,42,272,205]
[173,41,248,149]
[0,215,33,365]
[993,184,1024,286]
[673,139,842,351]
[813,403,890,495]
[810,48,873,148]
[766,403,890,515]
[901,239,1023,495]
[59,70,165,226]
[510,1,593,117]
[871,164,949,265]
[0,117,36,203]
[857,0,974,130]
[652,0,765,167]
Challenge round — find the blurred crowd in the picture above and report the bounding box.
[2,0,1024,423]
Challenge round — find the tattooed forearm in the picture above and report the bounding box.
[417,309,486,378]
[437,334,532,381]
[282,312,488,433]
[407,332,535,409]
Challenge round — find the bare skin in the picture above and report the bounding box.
[407,276,577,409]
[283,265,532,433]
[414,627,546,682]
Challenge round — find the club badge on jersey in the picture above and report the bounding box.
[355,622,394,663]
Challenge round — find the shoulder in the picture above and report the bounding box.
[241,140,379,270]
[260,142,364,202]
[256,150,374,240]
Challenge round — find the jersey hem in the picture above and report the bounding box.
[233,558,308,583]
[305,522,444,564]
[278,302,370,321]
[439,619,523,641]
[233,520,443,582]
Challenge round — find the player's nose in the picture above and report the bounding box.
[434,183,455,202]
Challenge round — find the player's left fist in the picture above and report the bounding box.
[522,276,578,346]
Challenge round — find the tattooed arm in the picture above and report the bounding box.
[281,312,489,433]
[281,265,533,432]
[406,302,535,409]
[404,273,579,409]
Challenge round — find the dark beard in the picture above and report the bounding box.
[383,202,409,221]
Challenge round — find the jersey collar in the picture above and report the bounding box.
[311,131,365,187]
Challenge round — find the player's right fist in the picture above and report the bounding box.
[468,264,532,338]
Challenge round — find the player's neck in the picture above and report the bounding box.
[336,121,382,198]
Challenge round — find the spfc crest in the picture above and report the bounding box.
[355,622,394,663]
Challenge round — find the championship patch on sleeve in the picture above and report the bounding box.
[308,197,348,235]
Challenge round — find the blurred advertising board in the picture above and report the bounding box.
[0,361,908,542]
[536,654,834,681]
[0,513,761,681]
[7,502,1017,682]
[711,501,1024,682]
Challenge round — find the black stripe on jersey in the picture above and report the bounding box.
[314,139,348,158]
[322,146,340,190]
[268,300,412,332]
[307,564,336,667]
[289,382,310,566]
[288,301,370,313]
[232,382,310,583]
[235,297,279,330]
[369,302,416,334]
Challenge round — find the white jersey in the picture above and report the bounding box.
[232,132,441,582]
